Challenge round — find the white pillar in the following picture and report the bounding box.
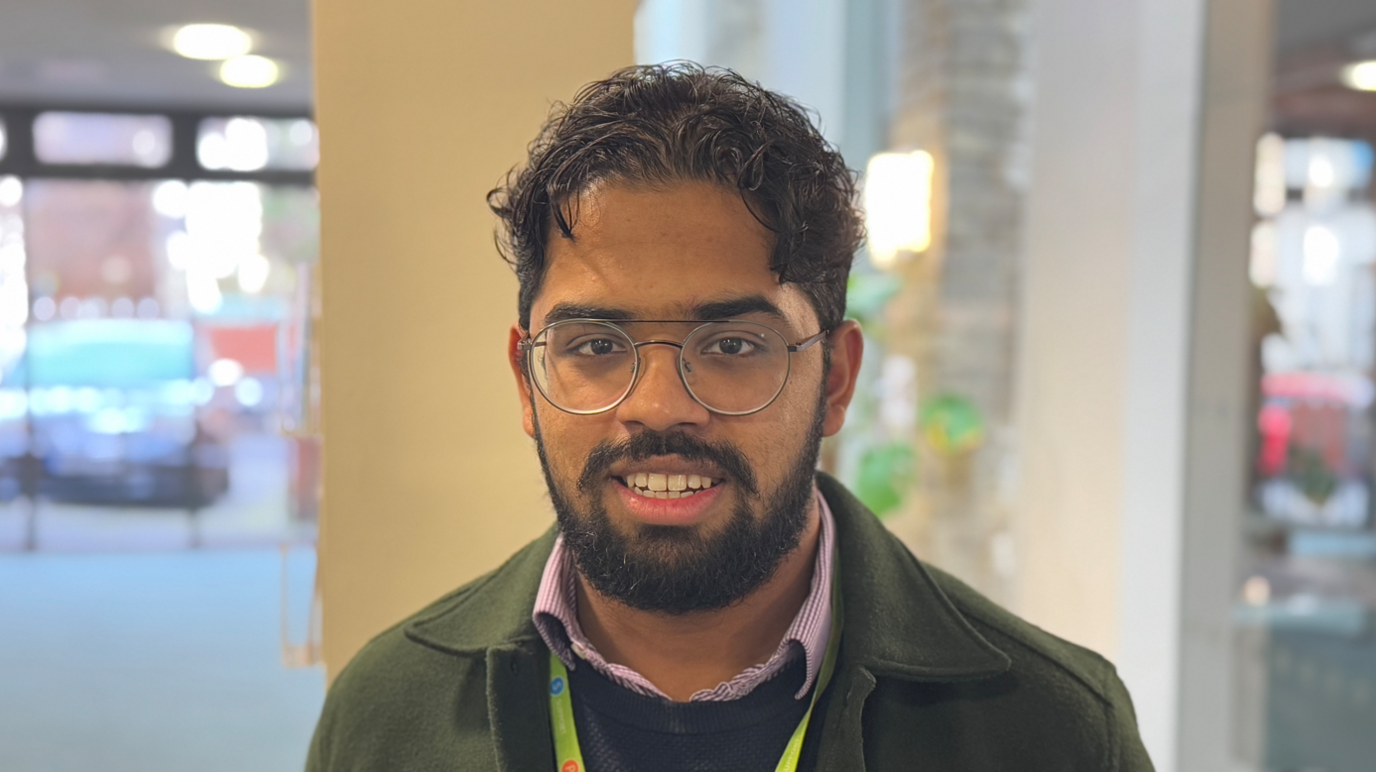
[1016,0,1272,769]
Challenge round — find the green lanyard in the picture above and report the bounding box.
[547,585,844,772]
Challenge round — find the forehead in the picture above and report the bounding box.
[530,181,817,329]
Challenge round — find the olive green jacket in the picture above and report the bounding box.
[307,474,1154,771]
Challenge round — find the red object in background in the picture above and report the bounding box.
[1257,402,1292,476]
[1289,400,1348,472]
[205,324,277,374]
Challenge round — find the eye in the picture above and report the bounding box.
[703,337,757,356]
[572,337,626,356]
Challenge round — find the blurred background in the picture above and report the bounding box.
[1,0,1374,770]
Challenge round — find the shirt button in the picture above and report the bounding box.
[571,642,588,660]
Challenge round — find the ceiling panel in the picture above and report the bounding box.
[0,0,311,111]
[1276,0,1376,55]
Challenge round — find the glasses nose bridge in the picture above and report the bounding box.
[632,338,685,353]
[622,337,695,404]
[630,338,687,383]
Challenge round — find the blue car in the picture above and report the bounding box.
[0,319,230,507]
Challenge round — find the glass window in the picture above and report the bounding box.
[33,112,173,168]
[198,117,318,172]
[0,178,319,547]
[1236,132,1376,771]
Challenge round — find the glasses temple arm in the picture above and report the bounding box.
[788,329,830,353]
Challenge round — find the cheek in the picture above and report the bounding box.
[535,408,610,474]
[733,382,822,480]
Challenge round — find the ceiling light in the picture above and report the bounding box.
[219,56,280,89]
[1342,60,1376,92]
[172,24,252,60]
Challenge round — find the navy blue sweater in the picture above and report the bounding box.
[567,654,820,772]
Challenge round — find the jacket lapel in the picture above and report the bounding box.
[814,473,1010,771]
[406,529,559,771]
[486,643,554,771]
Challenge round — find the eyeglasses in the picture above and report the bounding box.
[518,319,829,416]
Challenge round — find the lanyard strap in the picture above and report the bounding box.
[548,583,844,772]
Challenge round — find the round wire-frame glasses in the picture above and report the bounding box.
[518,318,829,417]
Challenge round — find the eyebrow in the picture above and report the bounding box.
[689,296,788,322]
[541,303,633,324]
[541,295,788,326]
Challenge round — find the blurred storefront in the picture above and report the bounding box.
[0,109,320,551]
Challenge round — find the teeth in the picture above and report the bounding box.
[622,473,718,495]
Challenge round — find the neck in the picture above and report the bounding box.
[574,499,822,702]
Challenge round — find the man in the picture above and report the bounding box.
[307,64,1152,771]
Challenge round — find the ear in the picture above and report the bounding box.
[508,324,537,438]
[821,320,864,437]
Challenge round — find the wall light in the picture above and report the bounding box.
[172,24,253,60]
[864,150,934,270]
[220,56,280,89]
[1342,60,1376,92]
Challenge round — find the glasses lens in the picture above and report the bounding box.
[530,322,637,413]
[681,321,790,414]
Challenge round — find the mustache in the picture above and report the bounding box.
[577,431,759,497]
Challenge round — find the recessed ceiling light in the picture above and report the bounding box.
[1342,60,1376,92]
[219,55,280,89]
[172,24,252,60]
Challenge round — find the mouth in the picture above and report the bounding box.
[606,461,729,526]
[617,472,721,500]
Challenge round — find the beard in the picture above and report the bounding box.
[533,388,827,616]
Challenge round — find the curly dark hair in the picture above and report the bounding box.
[488,63,864,333]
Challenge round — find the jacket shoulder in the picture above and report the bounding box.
[919,565,1153,770]
[925,565,1123,700]
[306,529,557,771]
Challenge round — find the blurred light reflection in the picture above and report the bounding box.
[34,113,173,168]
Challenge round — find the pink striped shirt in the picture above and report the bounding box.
[533,489,836,702]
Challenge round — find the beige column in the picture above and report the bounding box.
[313,0,637,678]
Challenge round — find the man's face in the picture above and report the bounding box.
[508,180,859,614]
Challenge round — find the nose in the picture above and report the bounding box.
[613,341,710,431]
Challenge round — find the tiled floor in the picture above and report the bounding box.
[0,547,325,772]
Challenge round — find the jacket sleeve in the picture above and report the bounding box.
[1105,666,1156,771]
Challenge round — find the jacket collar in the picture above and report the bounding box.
[406,473,1009,682]
[816,473,1009,681]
